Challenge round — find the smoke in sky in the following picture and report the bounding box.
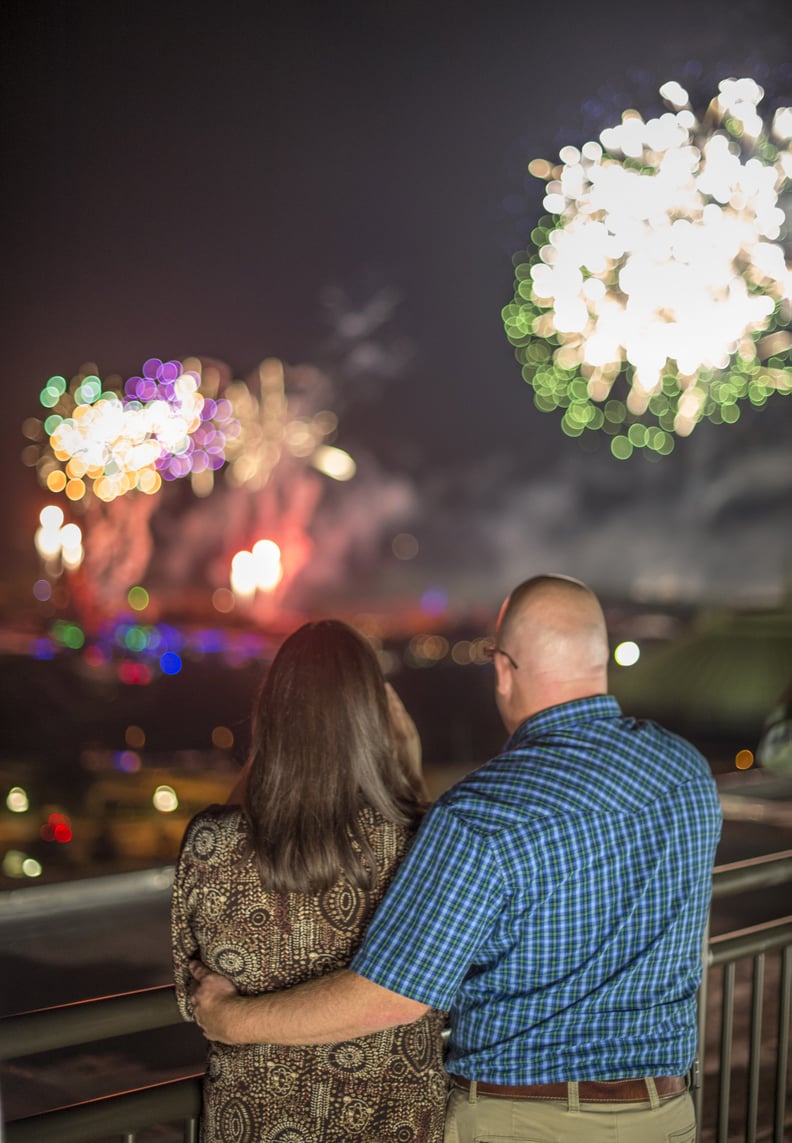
[400,408,792,613]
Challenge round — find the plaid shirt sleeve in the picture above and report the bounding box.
[350,802,505,1010]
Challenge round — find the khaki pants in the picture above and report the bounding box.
[444,1081,697,1143]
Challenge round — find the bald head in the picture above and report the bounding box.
[493,575,609,730]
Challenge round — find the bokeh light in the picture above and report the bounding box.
[153,785,179,813]
[128,586,150,611]
[613,640,641,666]
[231,541,283,597]
[392,532,419,560]
[40,812,72,844]
[212,587,235,613]
[735,748,755,770]
[211,725,234,749]
[420,587,448,617]
[251,540,284,591]
[503,78,792,456]
[2,851,42,879]
[51,620,86,650]
[6,787,30,813]
[312,444,356,481]
[34,505,84,570]
[115,750,141,772]
[407,633,449,667]
[160,651,183,675]
[125,725,146,748]
[32,579,52,602]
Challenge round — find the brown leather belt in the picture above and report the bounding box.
[450,1074,687,1103]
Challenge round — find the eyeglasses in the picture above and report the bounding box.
[483,642,520,670]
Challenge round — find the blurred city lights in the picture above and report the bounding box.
[40,812,73,843]
[32,579,52,602]
[160,652,182,675]
[2,851,42,879]
[115,750,141,772]
[51,620,86,650]
[153,785,179,813]
[125,725,146,748]
[735,748,755,770]
[407,633,449,666]
[212,587,235,613]
[128,586,150,611]
[613,640,641,666]
[503,78,792,457]
[118,661,153,685]
[392,532,419,560]
[211,725,234,749]
[421,588,448,617]
[6,787,29,813]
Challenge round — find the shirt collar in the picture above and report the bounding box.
[505,694,623,749]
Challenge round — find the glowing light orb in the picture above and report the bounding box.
[251,539,284,591]
[211,725,234,749]
[34,505,83,569]
[503,78,792,457]
[312,445,356,481]
[125,724,146,748]
[128,586,150,611]
[6,787,29,813]
[613,640,641,666]
[160,652,182,675]
[231,540,283,596]
[153,785,179,813]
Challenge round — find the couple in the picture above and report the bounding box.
[171,574,722,1142]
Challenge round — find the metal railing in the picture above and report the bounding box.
[695,851,792,1143]
[2,851,791,1143]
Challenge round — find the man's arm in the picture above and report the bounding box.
[189,960,428,1045]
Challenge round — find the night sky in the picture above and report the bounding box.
[2,0,791,617]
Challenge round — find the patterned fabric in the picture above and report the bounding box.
[172,803,447,1141]
[351,695,722,1084]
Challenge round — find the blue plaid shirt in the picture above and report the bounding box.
[351,695,722,1083]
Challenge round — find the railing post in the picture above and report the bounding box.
[694,907,710,1139]
[775,945,791,1143]
[717,962,735,1143]
[746,953,765,1143]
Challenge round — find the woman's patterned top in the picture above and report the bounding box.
[172,803,447,1142]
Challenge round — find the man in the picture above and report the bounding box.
[191,574,722,1141]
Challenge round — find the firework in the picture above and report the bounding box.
[502,77,792,458]
[22,356,359,621]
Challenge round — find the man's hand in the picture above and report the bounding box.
[188,960,243,1043]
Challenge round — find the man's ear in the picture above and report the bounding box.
[493,652,512,700]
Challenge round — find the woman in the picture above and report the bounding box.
[171,619,447,1142]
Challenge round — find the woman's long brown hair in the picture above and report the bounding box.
[242,619,424,893]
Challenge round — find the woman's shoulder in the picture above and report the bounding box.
[178,804,247,864]
[358,804,415,838]
[358,805,420,868]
